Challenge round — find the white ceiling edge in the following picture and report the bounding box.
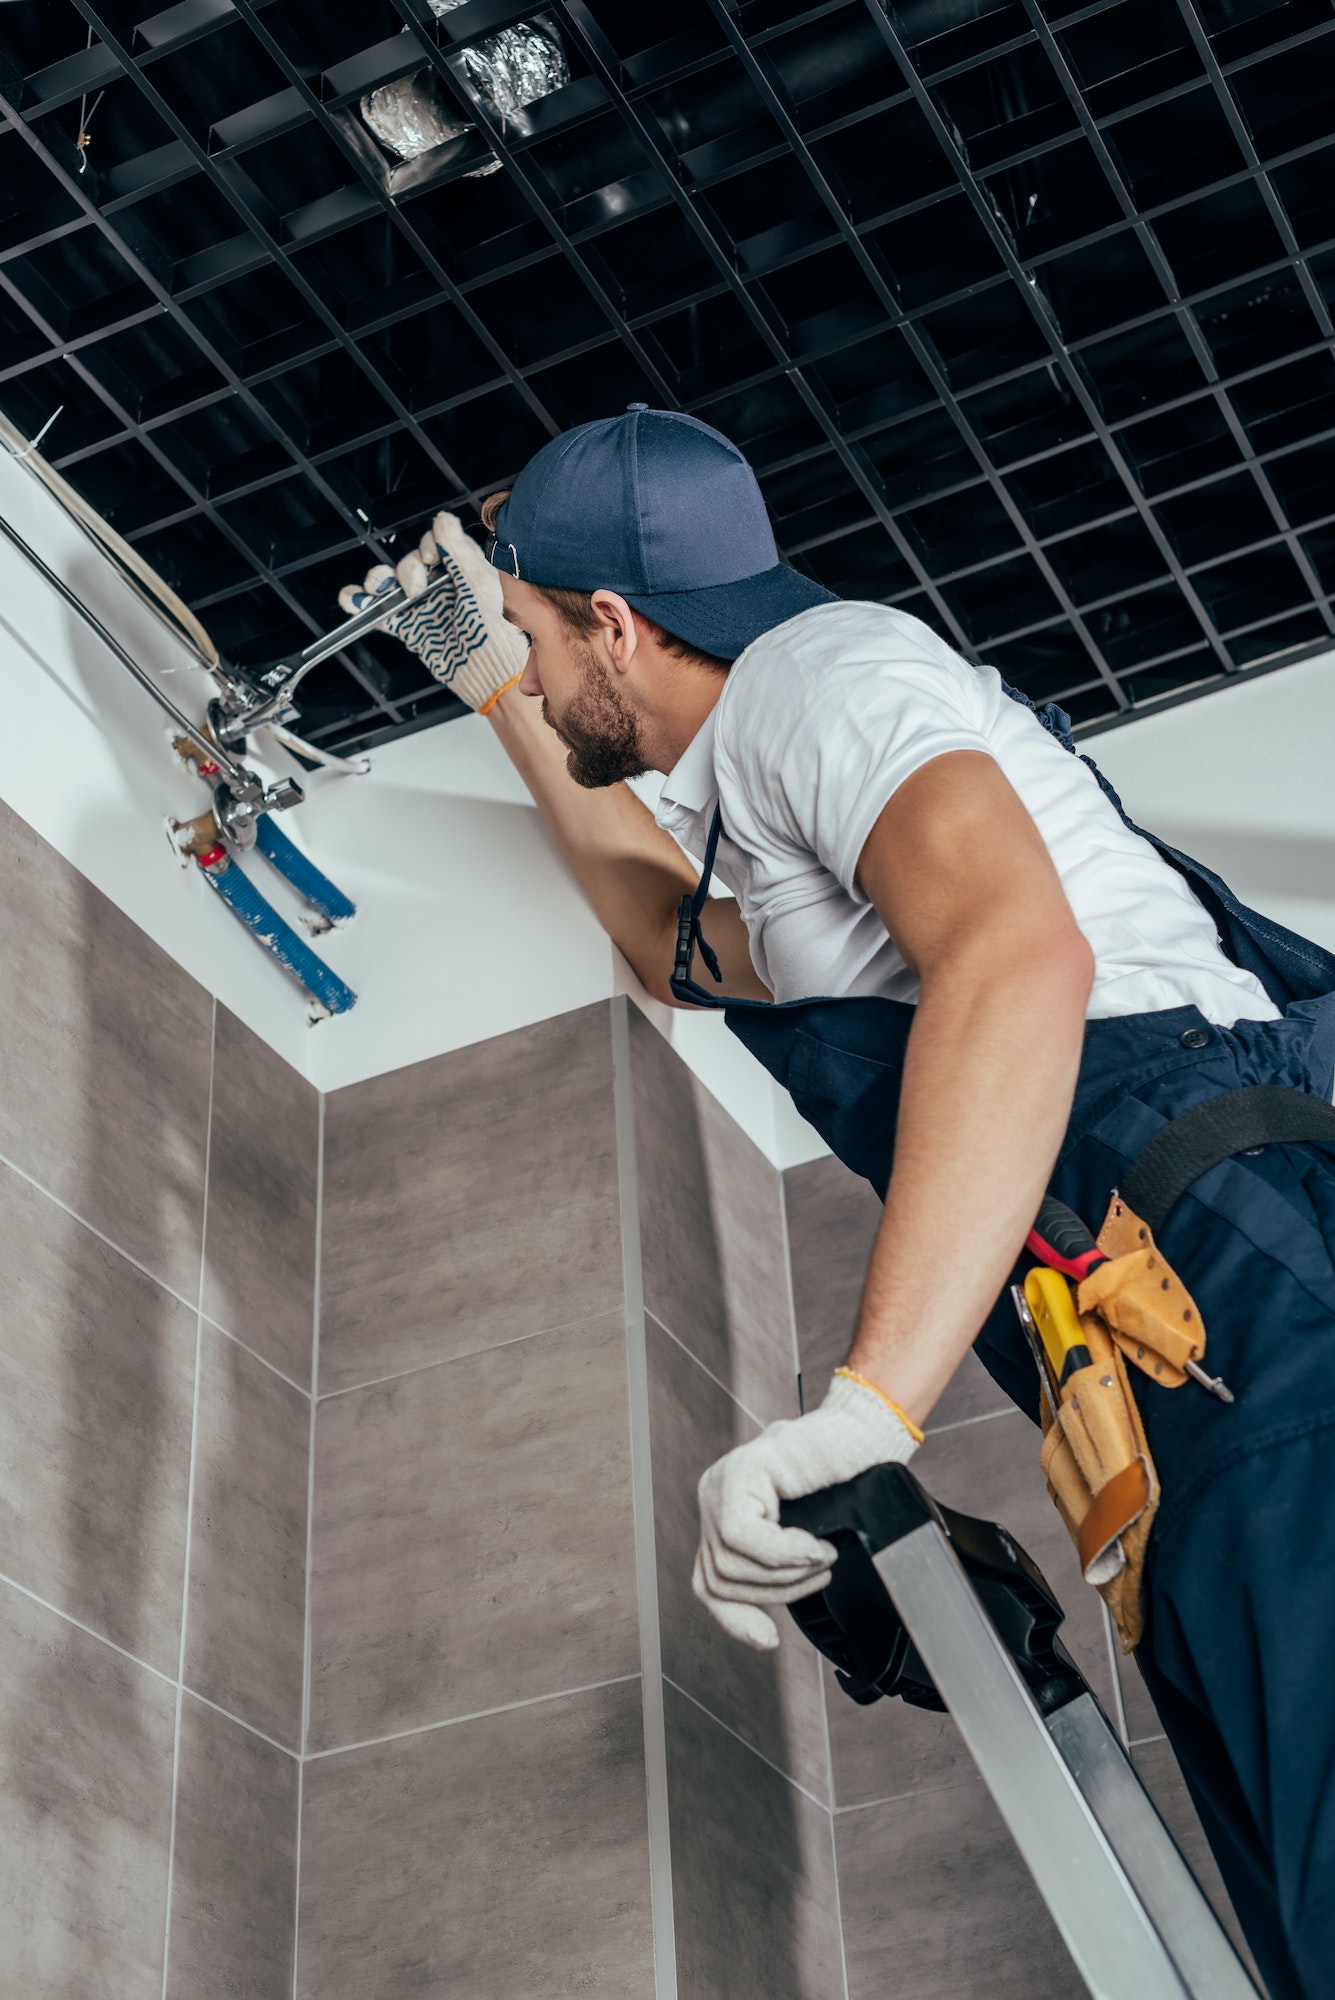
[0,444,828,1168]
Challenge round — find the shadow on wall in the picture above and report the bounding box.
[0,789,211,1984]
[49,572,208,1706]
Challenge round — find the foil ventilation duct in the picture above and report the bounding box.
[359,70,468,164]
[430,3,570,156]
[453,20,570,125]
[358,13,569,182]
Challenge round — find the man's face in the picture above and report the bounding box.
[501,575,648,789]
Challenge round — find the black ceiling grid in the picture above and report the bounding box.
[0,4,1333,755]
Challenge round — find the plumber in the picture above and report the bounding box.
[341,406,1335,2000]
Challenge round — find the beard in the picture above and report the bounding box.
[544,643,649,789]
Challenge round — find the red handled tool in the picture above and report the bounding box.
[1026,1196,1233,1402]
[1027,1196,1109,1282]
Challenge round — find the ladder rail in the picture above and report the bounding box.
[1046,1695,1259,1996]
[872,1523,1259,2000]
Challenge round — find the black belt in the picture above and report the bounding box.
[1121,1086,1335,1236]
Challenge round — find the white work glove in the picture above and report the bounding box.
[693,1372,921,1652]
[337,509,528,713]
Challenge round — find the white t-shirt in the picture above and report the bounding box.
[654,601,1279,1026]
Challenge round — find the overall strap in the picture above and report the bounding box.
[1120,1085,1335,1237]
[670,805,727,1007]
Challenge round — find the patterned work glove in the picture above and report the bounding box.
[693,1371,922,1651]
[338,510,528,713]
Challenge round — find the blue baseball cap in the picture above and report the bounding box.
[487,404,836,660]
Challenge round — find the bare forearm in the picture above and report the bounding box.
[485,682,694,993]
[846,930,1093,1424]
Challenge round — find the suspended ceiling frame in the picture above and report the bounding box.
[0,0,1333,753]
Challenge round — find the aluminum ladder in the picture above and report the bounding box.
[781,1465,1260,2000]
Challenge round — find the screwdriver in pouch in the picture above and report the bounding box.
[1023,1265,1093,1388]
[1028,1194,1233,1403]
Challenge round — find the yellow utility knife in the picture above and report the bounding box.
[1024,1266,1093,1387]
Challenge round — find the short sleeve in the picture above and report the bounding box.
[716,609,993,898]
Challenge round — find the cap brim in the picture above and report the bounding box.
[623,564,837,660]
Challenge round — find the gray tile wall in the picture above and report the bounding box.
[0,801,312,1995]
[300,1678,654,1999]
[0,811,657,1999]
[627,1007,843,1997]
[302,1005,653,1998]
[204,1003,319,1387]
[0,797,834,2000]
[318,1006,624,1393]
[297,1000,852,1999]
[0,788,1256,2000]
[784,1150,1253,1996]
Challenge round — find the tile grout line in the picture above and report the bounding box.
[303,1672,644,1762]
[176,1685,301,1762]
[646,1310,768,1431]
[775,1169,804,1397]
[200,1313,311,1398]
[835,1782,976,1818]
[0,1143,205,1316]
[0,1142,305,1394]
[827,1804,854,2000]
[611,998,678,2000]
[314,1303,627,1403]
[825,1752,853,2000]
[662,1676,834,1815]
[831,1763,1060,1821]
[0,1567,300,1757]
[810,1637,852,2000]
[925,1404,1018,1438]
[160,993,217,2000]
[645,1309,1010,1443]
[292,1088,325,2000]
[0,1135,654,1411]
[0,1565,177,1687]
[781,1154,879,1995]
[831,1734,1171,1821]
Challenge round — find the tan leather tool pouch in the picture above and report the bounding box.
[1037,1308,1158,1653]
[1035,1198,1218,1648]
[1077,1197,1207,1390]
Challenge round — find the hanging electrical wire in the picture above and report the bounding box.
[73,24,103,174]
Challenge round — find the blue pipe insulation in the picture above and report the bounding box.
[255,813,357,925]
[199,852,356,1016]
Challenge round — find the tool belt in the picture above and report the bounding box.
[1022,1085,1335,1653]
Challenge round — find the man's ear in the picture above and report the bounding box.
[588,589,640,670]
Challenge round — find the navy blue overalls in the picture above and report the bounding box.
[672,689,1335,2000]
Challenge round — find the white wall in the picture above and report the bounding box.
[0,439,314,1081]
[4,433,1333,1170]
[1087,660,1335,955]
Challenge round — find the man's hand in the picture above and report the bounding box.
[693,1373,920,1651]
[337,510,528,713]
